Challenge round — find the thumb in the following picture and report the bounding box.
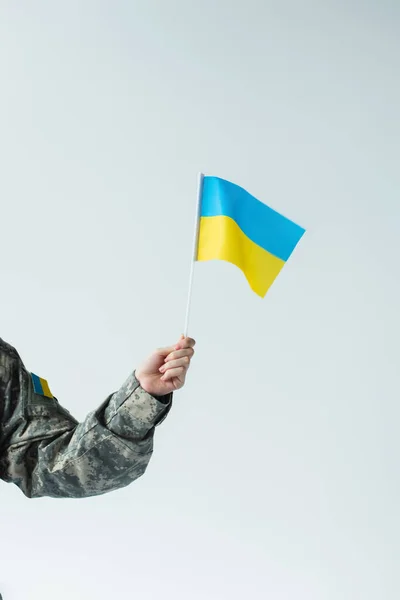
[156,345,175,358]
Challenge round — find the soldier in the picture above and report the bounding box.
[0,335,195,498]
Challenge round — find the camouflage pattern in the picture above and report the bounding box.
[0,338,172,498]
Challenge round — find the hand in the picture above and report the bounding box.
[136,335,196,397]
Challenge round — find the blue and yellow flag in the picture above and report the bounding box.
[31,373,54,398]
[197,177,305,297]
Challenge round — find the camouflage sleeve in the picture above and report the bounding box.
[0,338,172,499]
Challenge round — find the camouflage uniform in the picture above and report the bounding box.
[0,338,172,499]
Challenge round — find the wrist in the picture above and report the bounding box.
[134,371,171,404]
[134,370,146,391]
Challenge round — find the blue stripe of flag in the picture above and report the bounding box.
[31,373,44,396]
[200,176,305,262]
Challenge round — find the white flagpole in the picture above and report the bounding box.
[183,172,204,337]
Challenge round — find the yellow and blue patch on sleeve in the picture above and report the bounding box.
[31,373,54,399]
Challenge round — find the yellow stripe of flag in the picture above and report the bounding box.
[40,378,53,399]
[197,215,285,297]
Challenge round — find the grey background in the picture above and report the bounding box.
[0,1,399,599]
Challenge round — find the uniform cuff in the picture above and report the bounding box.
[103,372,172,439]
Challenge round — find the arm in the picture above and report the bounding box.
[0,336,194,499]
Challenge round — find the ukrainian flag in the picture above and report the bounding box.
[31,373,54,399]
[197,177,305,297]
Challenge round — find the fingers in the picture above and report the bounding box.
[160,337,196,384]
[156,338,195,358]
[161,366,186,382]
[163,347,194,364]
[158,337,195,360]
[154,337,196,387]
[159,356,190,374]
[174,336,196,351]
